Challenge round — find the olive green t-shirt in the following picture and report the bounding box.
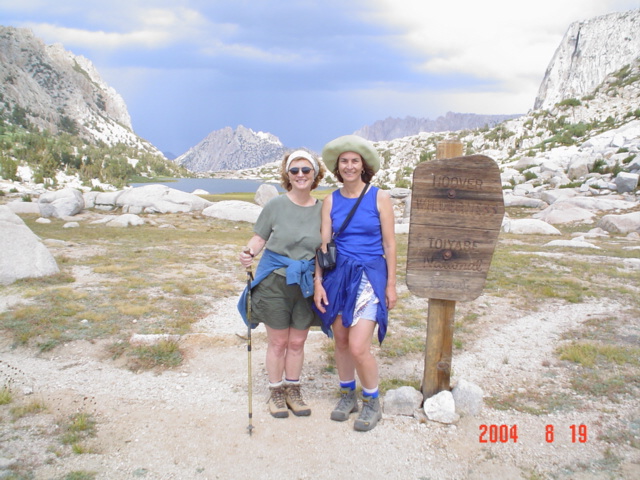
[254,194,322,272]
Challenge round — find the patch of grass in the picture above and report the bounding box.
[60,412,97,454]
[93,263,141,275]
[484,236,640,306]
[0,385,12,405]
[595,447,623,469]
[598,418,640,449]
[62,471,98,480]
[379,377,421,394]
[485,244,593,305]
[523,470,547,480]
[13,271,75,286]
[10,398,47,419]
[1,288,106,350]
[175,282,203,295]
[486,389,578,415]
[127,339,183,371]
[558,341,640,368]
[165,298,205,333]
[454,311,480,332]
[380,331,425,358]
[569,371,638,402]
[207,278,243,297]
[391,307,427,330]
[115,302,153,317]
[555,310,640,406]
[320,338,336,373]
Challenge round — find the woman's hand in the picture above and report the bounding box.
[239,248,254,268]
[386,284,397,310]
[239,235,266,269]
[314,281,328,314]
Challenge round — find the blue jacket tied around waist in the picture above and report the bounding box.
[237,249,316,328]
[314,253,388,344]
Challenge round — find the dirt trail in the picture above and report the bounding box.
[2,291,639,479]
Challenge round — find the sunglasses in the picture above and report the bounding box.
[289,167,313,175]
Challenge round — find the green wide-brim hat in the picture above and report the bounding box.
[321,135,381,173]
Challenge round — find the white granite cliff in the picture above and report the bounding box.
[534,9,640,110]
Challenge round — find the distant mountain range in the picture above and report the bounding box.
[353,112,522,142]
[171,113,521,173]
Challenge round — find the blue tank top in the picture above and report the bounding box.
[331,185,383,262]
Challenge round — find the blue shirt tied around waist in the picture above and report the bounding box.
[237,248,318,329]
[315,254,388,344]
[313,185,389,344]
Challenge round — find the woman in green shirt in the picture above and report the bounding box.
[239,150,325,418]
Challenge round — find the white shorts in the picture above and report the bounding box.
[351,272,379,326]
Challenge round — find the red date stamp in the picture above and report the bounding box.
[479,424,519,443]
[479,424,588,443]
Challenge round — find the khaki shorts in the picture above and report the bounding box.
[251,272,320,330]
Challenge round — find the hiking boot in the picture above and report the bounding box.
[285,384,311,416]
[268,386,289,418]
[330,388,358,422]
[354,395,381,431]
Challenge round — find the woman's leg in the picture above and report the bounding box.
[330,316,359,421]
[348,318,382,431]
[264,325,289,384]
[264,325,291,418]
[332,315,356,382]
[347,319,378,390]
[283,327,309,380]
[283,327,312,416]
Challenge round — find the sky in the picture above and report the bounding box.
[1,0,638,156]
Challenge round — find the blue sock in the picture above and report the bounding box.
[362,386,379,398]
[340,380,356,391]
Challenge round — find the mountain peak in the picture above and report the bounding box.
[174,125,287,172]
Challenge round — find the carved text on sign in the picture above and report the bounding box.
[431,174,484,190]
[413,198,501,216]
[427,238,478,250]
[428,278,470,291]
[424,257,484,272]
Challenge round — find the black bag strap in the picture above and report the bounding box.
[333,183,370,239]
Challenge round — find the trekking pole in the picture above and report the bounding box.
[243,248,255,436]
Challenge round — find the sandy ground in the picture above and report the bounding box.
[2,281,639,480]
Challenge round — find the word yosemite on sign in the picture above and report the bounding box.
[407,155,505,302]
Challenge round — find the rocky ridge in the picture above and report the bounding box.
[534,9,640,110]
[0,26,162,156]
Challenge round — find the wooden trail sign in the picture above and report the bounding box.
[407,155,505,302]
[407,152,505,399]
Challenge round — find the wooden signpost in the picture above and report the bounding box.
[407,141,505,399]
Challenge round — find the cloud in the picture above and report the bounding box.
[21,5,227,49]
[23,23,172,49]
[363,0,639,85]
[3,0,638,154]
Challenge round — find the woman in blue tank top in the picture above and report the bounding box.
[314,135,397,432]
